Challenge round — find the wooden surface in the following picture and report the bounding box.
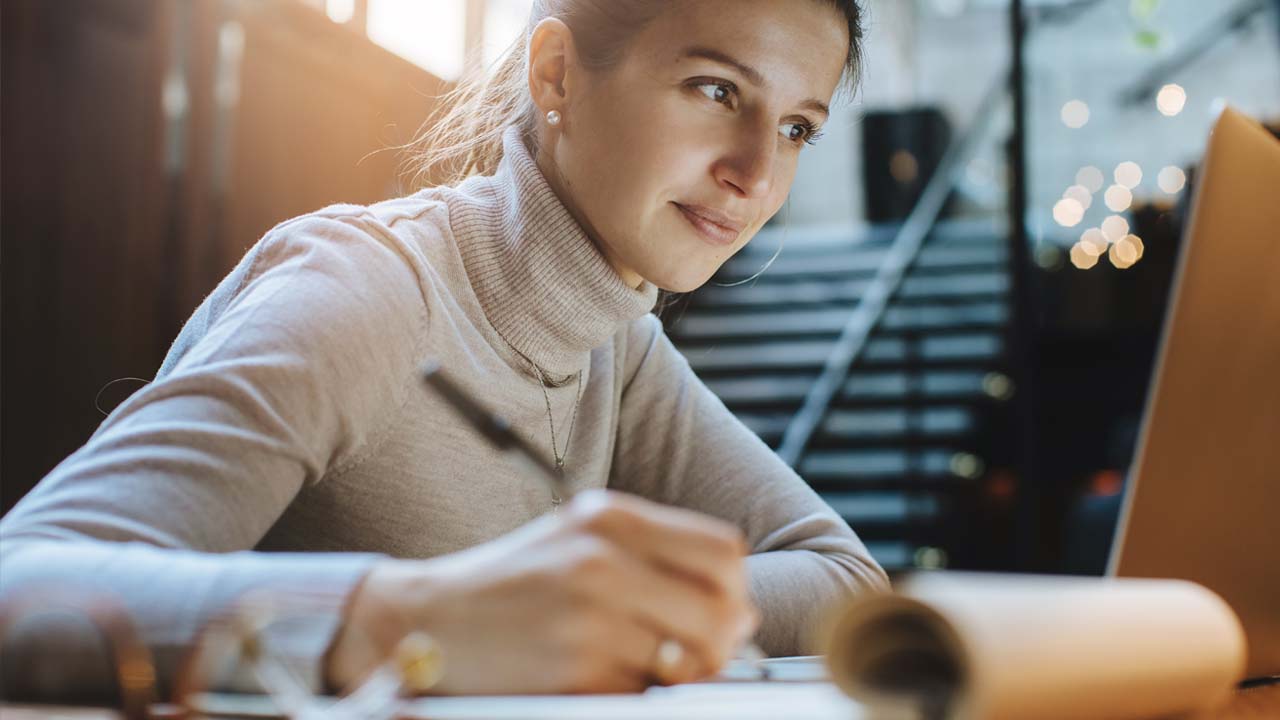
[4,682,1278,719]
[1201,682,1280,719]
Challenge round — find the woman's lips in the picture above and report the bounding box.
[674,203,744,247]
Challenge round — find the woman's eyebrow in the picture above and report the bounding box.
[682,46,766,86]
[679,46,831,119]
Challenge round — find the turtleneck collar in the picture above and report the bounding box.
[445,126,659,378]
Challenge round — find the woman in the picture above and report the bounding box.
[0,0,886,699]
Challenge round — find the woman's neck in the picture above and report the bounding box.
[531,133,645,290]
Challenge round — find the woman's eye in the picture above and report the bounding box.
[781,122,824,146]
[780,122,811,144]
[696,82,734,107]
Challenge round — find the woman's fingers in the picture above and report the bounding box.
[563,535,740,673]
[582,606,708,689]
[564,491,750,599]
[333,491,758,696]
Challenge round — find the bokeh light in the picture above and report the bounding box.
[890,150,920,184]
[1076,166,1105,193]
[1157,166,1187,194]
[1071,242,1100,269]
[1157,83,1187,116]
[982,372,1015,401]
[914,546,949,570]
[1064,184,1093,210]
[1053,198,1085,227]
[1110,237,1139,268]
[1101,215,1130,243]
[1036,244,1065,271]
[326,0,355,23]
[1123,234,1145,261]
[1104,185,1133,212]
[1080,227,1107,256]
[1061,100,1091,129]
[949,453,985,479]
[1114,161,1143,190]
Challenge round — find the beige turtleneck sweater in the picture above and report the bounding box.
[0,128,888,699]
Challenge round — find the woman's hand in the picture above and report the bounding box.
[326,489,760,694]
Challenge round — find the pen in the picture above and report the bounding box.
[420,360,572,507]
[419,360,772,681]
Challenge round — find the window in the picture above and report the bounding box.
[319,0,534,80]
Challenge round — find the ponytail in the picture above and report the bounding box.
[403,37,535,189]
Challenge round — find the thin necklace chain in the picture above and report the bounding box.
[492,331,585,509]
[527,359,584,472]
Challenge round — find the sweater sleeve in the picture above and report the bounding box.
[609,315,890,656]
[0,212,430,701]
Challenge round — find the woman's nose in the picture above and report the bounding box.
[714,123,776,199]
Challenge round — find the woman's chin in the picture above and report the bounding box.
[648,266,718,294]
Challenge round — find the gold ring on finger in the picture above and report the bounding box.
[651,638,685,684]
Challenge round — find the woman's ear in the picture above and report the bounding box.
[527,18,578,119]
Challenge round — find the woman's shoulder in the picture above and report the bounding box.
[262,190,455,268]
[162,195,462,375]
[614,312,685,388]
[239,188,474,304]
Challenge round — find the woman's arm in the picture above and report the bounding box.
[609,315,891,656]
[0,212,429,699]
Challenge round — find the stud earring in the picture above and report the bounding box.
[546,109,562,127]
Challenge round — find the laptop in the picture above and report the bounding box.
[1108,107,1280,680]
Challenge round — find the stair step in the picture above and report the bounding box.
[673,301,1007,340]
[703,370,995,407]
[683,333,1003,373]
[862,541,915,570]
[821,492,942,525]
[693,271,1009,309]
[825,406,975,437]
[736,406,976,446]
[800,448,964,482]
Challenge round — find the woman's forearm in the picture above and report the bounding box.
[0,538,378,700]
[746,548,889,656]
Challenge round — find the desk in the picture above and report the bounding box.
[5,683,1279,719]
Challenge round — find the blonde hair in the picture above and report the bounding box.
[403,0,864,190]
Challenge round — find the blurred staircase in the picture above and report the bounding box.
[667,217,1013,572]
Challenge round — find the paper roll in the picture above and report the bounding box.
[825,573,1247,720]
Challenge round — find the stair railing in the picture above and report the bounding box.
[776,76,1007,468]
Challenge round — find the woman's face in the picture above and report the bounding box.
[537,0,850,292]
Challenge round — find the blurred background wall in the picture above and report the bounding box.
[3,0,1277,574]
[2,0,446,510]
